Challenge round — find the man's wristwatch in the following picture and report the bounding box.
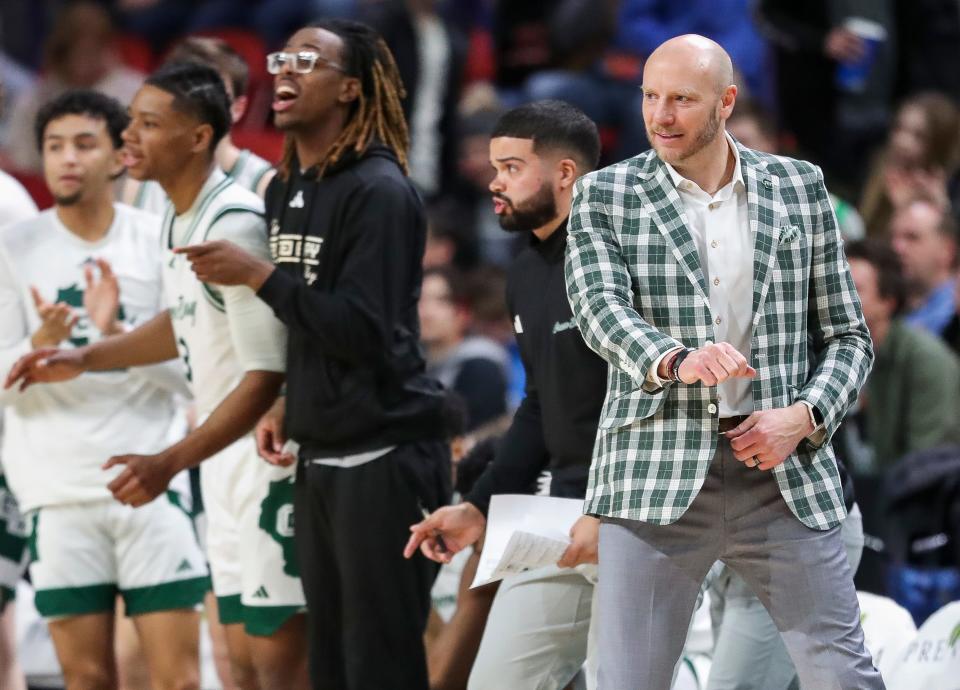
[799,400,825,441]
[668,348,696,382]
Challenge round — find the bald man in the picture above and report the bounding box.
[565,35,884,689]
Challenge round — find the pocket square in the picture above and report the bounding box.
[778,224,801,244]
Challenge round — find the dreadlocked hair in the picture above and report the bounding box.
[279,19,409,180]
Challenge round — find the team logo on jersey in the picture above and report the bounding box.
[55,283,126,347]
[258,477,299,577]
[289,190,305,208]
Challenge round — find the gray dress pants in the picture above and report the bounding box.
[707,504,865,690]
[596,438,884,690]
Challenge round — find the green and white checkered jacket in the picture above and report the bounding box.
[564,142,873,531]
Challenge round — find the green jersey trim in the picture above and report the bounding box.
[165,175,235,250]
[250,164,273,192]
[226,149,250,180]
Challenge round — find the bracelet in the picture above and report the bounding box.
[669,348,695,382]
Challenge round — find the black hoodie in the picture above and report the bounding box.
[257,143,447,457]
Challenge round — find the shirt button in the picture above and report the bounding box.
[715,316,722,325]
[711,240,719,248]
[708,403,717,414]
[709,202,719,210]
[713,278,720,286]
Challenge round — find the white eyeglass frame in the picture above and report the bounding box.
[266,51,346,75]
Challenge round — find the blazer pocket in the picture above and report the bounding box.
[598,387,668,429]
[777,224,801,246]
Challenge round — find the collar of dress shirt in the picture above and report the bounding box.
[664,131,744,198]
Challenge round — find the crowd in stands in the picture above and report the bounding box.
[3,0,960,687]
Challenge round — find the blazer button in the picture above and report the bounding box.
[708,403,717,414]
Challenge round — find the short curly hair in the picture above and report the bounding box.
[145,61,231,152]
[34,89,129,153]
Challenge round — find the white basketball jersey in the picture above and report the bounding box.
[161,169,286,419]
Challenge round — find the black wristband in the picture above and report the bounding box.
[669,347,695,382]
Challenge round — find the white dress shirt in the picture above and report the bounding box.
[649,133,754,417]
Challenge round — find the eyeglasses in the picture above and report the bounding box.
[266,51,345,75]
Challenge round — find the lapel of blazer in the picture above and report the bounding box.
[633,154,710,306]
[740,147,780,330]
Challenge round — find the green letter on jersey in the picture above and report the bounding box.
[258,478,298,577]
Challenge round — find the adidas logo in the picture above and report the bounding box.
[176,559,192,573]
[252,585,269,599]
[514,314,523,334]
[289,190,305,208]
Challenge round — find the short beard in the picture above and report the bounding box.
[54,191,83,206]
[650,106,722,164]
[496,182,558,233]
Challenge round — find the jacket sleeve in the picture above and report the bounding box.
[796,166,874,445]
[256,175,420,366]
[564,173,683,390]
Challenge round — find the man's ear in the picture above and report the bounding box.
[192,123,214,155]
[557,158,579,191]
[230,95,248,125]
[339,77,361,105]
[108,146,126,180]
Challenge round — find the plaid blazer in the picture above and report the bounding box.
[564,142,873,531]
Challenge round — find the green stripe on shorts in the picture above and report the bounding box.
[215,594,303,636]
[35,583,116,618]
[243,604,305,637]
[217,594,243,626]
[0,585,15,612]
[122,575,210,616]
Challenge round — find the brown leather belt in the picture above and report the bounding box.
[717,415,749,433]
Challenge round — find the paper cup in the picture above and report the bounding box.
[835,18,888,93]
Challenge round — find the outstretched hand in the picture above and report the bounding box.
[404,502,486,564]
[174,240,274,290]
[4,348,86,392]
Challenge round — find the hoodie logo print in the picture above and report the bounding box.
[289,190,305,208]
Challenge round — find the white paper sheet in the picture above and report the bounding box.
[470,494,584,588]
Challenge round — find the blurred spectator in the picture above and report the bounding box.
[249,0,358,49]
[2,1,143,172]
[728,99,866,241]
[423,198,479,270]
[113,0,194,54]
[755,0,895,189]
[419,266,509,431]
[448,106,526,267]
[460,263,526,409]
[616,0,770,99]
[846,240,960,471]
[889,199,958,335]
[894,0,960,102]
[366,0,466,199]
[860,92,960,234]
[0,56,35,146]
